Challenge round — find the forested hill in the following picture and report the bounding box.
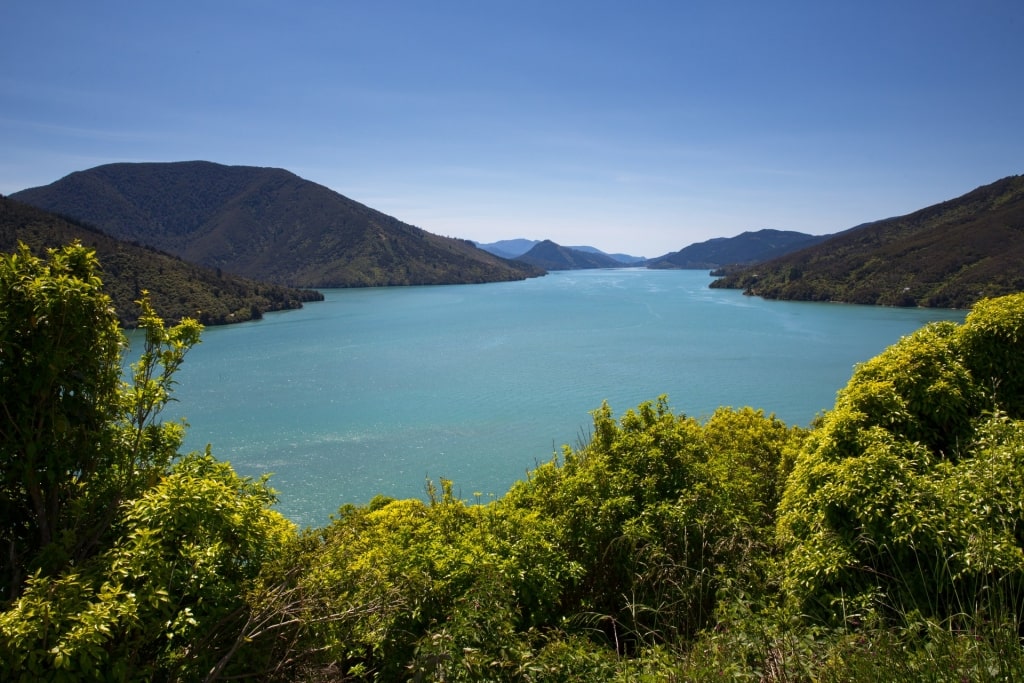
[647,229,829,269]
[477,238,647,264]
[0,196,322,326]
[710,175,1024,308]
[515,239,624,270]
[11,161,543,288]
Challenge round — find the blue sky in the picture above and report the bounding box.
[2,1,1022,257]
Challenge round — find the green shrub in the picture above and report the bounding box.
[266,479,575,679]
[959,292,1024,416]
[0,242,293,680]
[0,453,292,681]
[505,400,805,649]
[778,293,1024,626]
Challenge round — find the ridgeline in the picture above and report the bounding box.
[514,239,625,270]
[0,196,322,326]
[11,161,543,288]
[711,175,1024,308]
[647,228,829,269]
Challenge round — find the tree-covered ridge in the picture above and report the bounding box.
[711,174,1024,308]
[4,243,1024,680]
[647,228,829,270]
[514,239,625,270]
[10,161,544,288]
[0,197,322,326]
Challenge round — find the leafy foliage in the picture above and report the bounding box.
[778,291,1024,624]
[0,243,291,680]
[256,482,573,680]
[6,240,1024,681]
[960,292,1024,415]
[0,453,291,681]
[0,242,127,596]
[258,402,805,679]
[505,401,803,648]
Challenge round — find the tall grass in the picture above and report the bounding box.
[656,553,1024,682]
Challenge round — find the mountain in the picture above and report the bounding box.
[11,161,542,288]
[0,196,322,326]
[710,175,1024,308]
[647,229,829,269]
[568,245,647,265]
[475,238,539,259]
[514,240,625,270]
[476,239,646,265]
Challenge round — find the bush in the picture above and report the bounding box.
[0,242,293,680]
[778,294,1024,625]
[0,454,292,681]
[504,400,805,649]
[960,292,1024,416]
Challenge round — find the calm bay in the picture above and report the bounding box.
[159,269,965,527]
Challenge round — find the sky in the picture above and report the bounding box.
[2,1,1022,257]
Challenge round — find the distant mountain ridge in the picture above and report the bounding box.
[12,161,542,288]
[476,239,645,265]
[647,229,829,269]
[711,175,1024,308]
[569,245,647,265]
[474,239,539,260]
[513,240,625,270]
[0,196,321,326]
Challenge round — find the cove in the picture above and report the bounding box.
[160,269,965,527]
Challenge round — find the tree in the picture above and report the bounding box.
[0,240,200,596]
[0,243,293,680]
[0,242,125,596]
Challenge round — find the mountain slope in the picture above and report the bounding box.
[515,240,624,270]
[476,239,646,264]
[569,245,647,265]
[710,175,1024,308]
[648,229,829,269]
[11,161,542,288]
[0,196,322,326]
[475,238,539,259]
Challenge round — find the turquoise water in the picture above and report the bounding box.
[159,269,964,527]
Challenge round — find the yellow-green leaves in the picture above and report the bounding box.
[1,242,124,595]
[778,293,1024,624]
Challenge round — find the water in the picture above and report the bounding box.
[153,269,965,527]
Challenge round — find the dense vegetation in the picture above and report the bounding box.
[0,197,322,326]
[4,242,1024,680]
[711,174,1024,307]
[647,229,828,270]
[10,161,543,288]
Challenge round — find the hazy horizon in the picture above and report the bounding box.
[2,1,1022,256]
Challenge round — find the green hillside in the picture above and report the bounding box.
[515,239,624,270]
[711,175,1024,307]
[0,196,322,326]
[11,161,543,288]
[648,228,829,269]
